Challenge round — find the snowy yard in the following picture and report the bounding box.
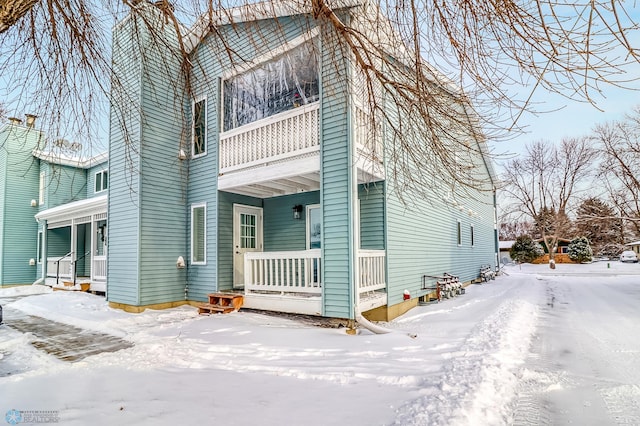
[1,262,639,425]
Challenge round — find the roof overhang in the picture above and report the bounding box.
[35,195,107,226]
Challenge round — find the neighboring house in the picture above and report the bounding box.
[0,116,108,290]
[533,238,573,263]
[625,241,640,255]
[105,1,499,321]
[499,240,515,264]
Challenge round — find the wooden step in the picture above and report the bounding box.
[206,293,244,310]
[197,303,236,315]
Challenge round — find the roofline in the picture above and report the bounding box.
[35,194,108,223]
[32,150,108,169]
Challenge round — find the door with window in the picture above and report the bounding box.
[233,205,263,288]
[306,205,321,285]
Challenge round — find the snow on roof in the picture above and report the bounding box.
[33,150,108,169]
[625,240,640,246]
[499,240,515,249]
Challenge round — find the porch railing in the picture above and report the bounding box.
[93,255,107,280]
[357,250,386,294]
[46,253,73,284]
[219,102,320,173]
[244,249,322,295]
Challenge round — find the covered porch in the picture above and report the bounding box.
[35,195,108,292]
[215,83,387,316]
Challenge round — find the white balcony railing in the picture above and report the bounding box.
[354,106,384,164]
[220,103,320,173]
[357,250,386,294]
[244,249,322,295]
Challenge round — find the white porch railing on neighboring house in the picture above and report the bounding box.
[244,249,322,295]
[93,255,107,281]
[219,102,320,173]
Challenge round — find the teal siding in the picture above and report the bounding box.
[106,11,144,305]
[215,192,262,293]
[43,163,87,209]
[0,124,44,285]
[46,227,71,257]
[359,182,385,250]
[87,162,109,199]
[319,22,353,319]
[263,192,320,251]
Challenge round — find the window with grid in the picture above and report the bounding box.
[240,213,256,249]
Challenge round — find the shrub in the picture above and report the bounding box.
[567,236,593,263]
[510,235,544,263]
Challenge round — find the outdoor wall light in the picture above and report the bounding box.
[29,259,36,266]
[293,205,303,220]
[31,199,37,207]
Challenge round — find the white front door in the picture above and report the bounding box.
[233,204,263,288]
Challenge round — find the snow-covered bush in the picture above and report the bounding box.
[567,237,593,263]
[510,235,544,263]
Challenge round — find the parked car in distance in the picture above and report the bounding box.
[619,250,639,263]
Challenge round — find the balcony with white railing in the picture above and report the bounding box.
[218,103,321,196]
[242,249,386,315]
[353,106,385,181]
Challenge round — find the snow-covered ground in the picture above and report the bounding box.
[1,261,639,425]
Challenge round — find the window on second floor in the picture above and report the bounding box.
[192,97,207,157]
[39,171,45,205]
[95,170,108,193]
[222,39,319,132]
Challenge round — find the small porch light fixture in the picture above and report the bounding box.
[292,205,303,220]
[30,199,37,207]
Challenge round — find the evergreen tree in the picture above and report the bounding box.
[567,237,593,263]
[574,198,622,253]
[510,235,544,263]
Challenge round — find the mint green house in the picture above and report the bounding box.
[0,116,108,291]
[106,2,498,320]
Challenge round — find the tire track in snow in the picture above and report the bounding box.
[392,297,538,426]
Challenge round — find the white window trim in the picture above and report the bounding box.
[39,171,45,205]
[220,29,320,133]
[457,220,462,246]
[37,230,44,264]
[306,204,320,249]
[94,169,108,194]
[470,225,475,247]
[191,96,208,159]
[191,203,207,265]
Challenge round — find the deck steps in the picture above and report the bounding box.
[197,293,244,315]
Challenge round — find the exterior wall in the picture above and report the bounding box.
[319,18,354,319]
[86,162,109,199]
[187,15,318,299]
[263,192,320,251]
[39,162,88,210]
[214,192,262,294]
[0,123,44,285]
[107,11,144,305]
[47,227,71,257]
[108,4,188,306]
[359,182,385,250]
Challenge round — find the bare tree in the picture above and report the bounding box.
[501,138,596,264]
[2,0,640,197]
[593,110,640,238]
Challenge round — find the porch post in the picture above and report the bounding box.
[70,219,77,283]
[90,216,96,282]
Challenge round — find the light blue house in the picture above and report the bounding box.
[106,1,498,320]
[0,115,108,291]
